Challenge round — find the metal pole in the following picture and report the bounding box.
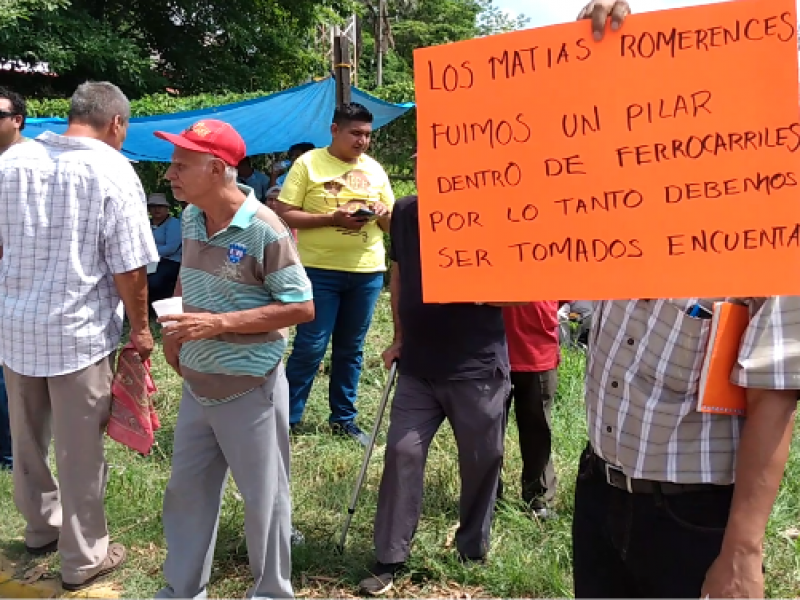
[337,361,398,552]
[376,0,385,87]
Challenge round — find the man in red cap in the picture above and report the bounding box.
[152,119,314,599]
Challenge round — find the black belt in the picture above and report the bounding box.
[588,452,724,495]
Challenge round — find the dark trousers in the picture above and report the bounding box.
[572,445,734,598]
[373,372,508,564]
[498,369,558,506]
[148,259,181,306]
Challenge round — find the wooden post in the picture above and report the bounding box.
[334,35,352,107]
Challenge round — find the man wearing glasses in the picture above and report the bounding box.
[0,86,26,471]
[0,87,27,154]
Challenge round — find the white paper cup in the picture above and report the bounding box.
[152,297,183,327]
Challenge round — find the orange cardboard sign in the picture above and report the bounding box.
[412,0,800,302]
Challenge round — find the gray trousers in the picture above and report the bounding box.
[158,363,293,599]
[5,356,114,583]
[374,372,509,564]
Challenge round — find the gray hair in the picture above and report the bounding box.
[68,81,131,129]
[202,153,238,183]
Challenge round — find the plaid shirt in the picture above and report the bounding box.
[0,132,158,377]
[586,297,800,485]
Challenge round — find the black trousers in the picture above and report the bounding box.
[148,259,181,306]
[572,445,735,598]
[498,369,558,506]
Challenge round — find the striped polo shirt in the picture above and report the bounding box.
[179,187,312,405]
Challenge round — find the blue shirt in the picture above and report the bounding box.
[151,215,182,262]
[237,170,271,201]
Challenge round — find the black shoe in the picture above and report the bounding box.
[332,421,370,447]
[358,562,402,596]
[26,538,59,556]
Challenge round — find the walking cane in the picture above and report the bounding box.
[337,360,398,553]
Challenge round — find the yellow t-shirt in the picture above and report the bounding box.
[278,148,395,273]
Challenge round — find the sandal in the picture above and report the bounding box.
[61,542,126,592]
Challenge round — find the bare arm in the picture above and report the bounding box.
[702,387,797,597]
[219,301,315,334]
[114,267,154,360]
[274,201,334,230]
[724,389,796,550]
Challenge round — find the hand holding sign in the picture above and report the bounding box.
[577,0,632,40]
[413,0,800,303]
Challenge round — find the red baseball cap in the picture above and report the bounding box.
[154,119,246,167]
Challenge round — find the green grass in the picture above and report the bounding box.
[1,293,800,597]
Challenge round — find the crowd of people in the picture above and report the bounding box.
[0,0,798,599]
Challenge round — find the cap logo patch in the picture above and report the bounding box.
[186,122,211,137]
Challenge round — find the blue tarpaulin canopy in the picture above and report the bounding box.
[24,78,415,162]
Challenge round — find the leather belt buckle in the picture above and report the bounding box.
[605,462,633,493]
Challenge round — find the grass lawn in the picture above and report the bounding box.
[1,292,800,597]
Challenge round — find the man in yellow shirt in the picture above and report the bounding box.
[275,102,394,445]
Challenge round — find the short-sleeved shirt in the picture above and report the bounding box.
[278,148,394,273]
[180,186,313,405]
[503,302,561,372]
[0,131,158,377]
[587,297,800,485]
[390,195,508,381]
[151,215,182,262]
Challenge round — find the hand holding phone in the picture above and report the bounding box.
[351,208,377,220]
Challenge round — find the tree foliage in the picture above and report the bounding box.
[0,0,352,97]
[15,0,527,178]
[357,0,529,173]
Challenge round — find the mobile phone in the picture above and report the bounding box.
[351,208,377,219]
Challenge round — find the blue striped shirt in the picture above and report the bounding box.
[179,187,312,404]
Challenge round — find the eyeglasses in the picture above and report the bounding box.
[0,110,18,120]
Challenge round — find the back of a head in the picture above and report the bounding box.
[332,103,373,127]
[0,86,27,131]
[290,142,315,155]
[68,81,131,130]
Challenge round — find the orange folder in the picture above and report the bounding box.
[697,302,749,417]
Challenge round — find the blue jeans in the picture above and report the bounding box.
[286,267,383,426]
[0,368,11,468]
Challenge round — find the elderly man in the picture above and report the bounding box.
[153,119,314,599]
[0,85,27,471]
[275,104,394,445]
[571,2,800,598]
[0,81,157,590]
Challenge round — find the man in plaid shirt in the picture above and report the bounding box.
[0,81,157,591]
[572,3,800,599]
